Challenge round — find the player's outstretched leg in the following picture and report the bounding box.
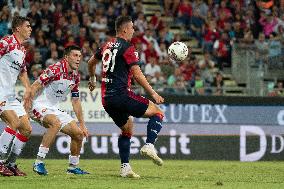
[140,102,164,166]
[61,121,89,175]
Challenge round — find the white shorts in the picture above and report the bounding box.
[31,103,74,130]
[0,95,26,117]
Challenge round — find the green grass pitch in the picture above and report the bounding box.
[0,159,284,189]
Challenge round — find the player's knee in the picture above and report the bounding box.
[19,117,32,137]
[72,130,84,142]
[152,106,164,119]
[20,125,32,137]
[9,120,20,130]
[148,101,164,116]
[121,131,132,138]
[48,121,61,131]
[149,112,164,123]
[155,112,164,121]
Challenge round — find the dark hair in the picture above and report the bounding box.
[115,16,132,33]
[64,45,81,56]
[12,16,30,32]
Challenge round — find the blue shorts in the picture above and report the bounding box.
[103,91,149,127]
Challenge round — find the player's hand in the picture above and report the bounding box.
[151,92,164,104]
[88,76,96,92]
[80,123,89,138]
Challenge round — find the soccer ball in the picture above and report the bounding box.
[168,42,189,61]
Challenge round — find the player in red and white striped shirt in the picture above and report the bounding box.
[0,16,32,176]
[26,45,89,175]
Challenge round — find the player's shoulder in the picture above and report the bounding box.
[117,37,132,49]
[0,35,13,44]
[47,61,61,74]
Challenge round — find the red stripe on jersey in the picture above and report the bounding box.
[123,45,139,65]
[61,58,68,73]
[128,90,149,105]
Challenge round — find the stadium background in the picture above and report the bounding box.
[0,0,284,162]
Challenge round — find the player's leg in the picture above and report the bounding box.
[104,103,140,178]
[124,91,164,166]
[119,118,140,178]
[5,114,32,176]
[60,121,89,175]
[143,101,164,144]
[0,110,20,176]
[33,114,62,175]
[140,101,164,166]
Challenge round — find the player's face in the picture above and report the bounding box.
[18,21,32,40]
[124,22,134,41]
[67,50,82,70]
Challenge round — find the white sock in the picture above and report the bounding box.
[6,133,28,165]
[121,163,130,169]
[0,127,16,159]
[69,155,79,167]
[37,145,49,160]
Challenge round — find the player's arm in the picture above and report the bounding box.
[131,65,164,104]
[71,97,88,137]
[87,55,99,91]
[71,80,89,137]
[19,70,32,112]
[24,65,56,111]
[19,70,31,89]
[124,46,164,104]
[23,80,43,112]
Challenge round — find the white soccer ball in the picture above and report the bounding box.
[168,41,189,62]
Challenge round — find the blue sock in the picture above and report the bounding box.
[146,114,163,144]
[118,135,130,164]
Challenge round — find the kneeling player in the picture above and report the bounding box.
[25,45,89,175]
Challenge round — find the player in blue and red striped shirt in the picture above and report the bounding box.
[88,16,164,178]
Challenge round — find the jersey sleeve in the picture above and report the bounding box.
[37,64,58,86]
[123,46,139,66]
[94,47,103,60]
[71,74,80,98]
[0,39,8,58]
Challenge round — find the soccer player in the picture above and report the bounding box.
[0,16,32,176]
[25,45,89,175]
[88,16,164,178]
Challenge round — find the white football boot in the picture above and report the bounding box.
[120,163,140,178]
[140,143,163,166]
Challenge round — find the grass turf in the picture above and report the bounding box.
[0,159,284,189]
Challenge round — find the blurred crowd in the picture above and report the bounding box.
[0,0,283,96]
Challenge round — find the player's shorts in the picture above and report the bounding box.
[103,91,149,127]
[0,95,26,117]
[31,102,74,130]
